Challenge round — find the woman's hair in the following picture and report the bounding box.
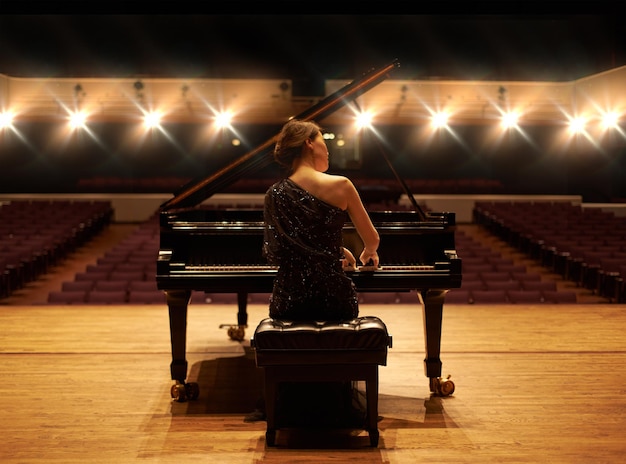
[273,119,321,169]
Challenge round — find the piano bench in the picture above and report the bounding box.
[251,316,392,447]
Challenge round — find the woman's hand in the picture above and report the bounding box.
[341,247,357,270]
[359,248,380,268]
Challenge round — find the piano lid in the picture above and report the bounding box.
[160,59,400,211]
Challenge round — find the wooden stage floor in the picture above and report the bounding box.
[1,302,625,463]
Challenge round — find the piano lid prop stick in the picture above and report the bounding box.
[349,97,426,220]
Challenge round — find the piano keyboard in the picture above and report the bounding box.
[184,264,278,272]
[181,264,435,272]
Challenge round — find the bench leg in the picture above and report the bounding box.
[264,371,277,446]
[366,368,380,447]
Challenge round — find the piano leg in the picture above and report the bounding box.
[419,289,455,396]
[218,292,251,342]
[237,292,248,326]
[166,290,194,400]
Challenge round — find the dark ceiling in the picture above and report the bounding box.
[1,11,625,95]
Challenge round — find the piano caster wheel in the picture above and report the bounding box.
[171,383,187,402]
[170,381,199,402]
[430,375,455,397]
[220,324,246,342]
[185,382,200,400]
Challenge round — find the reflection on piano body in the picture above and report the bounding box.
[156,59,463,398]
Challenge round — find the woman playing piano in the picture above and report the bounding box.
[263,119,380,321]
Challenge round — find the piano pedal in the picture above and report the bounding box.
[219,324,247,342]
[170,381,200,402]
[430,375,455,397]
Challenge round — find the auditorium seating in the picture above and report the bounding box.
[473,201,625,302]
[39,211,160,304]
[541,290,578,304]
[128,281,159,292]
[31,202,612,306]
[449,289,577,304]
[471,290,509,304]
[451,227,573,304]
[519,280,558,292]
[445,289,472,304]
[484,281,521,291]
[1,200,113,299]
[86,290,128,304]
[512,272,542,283]
[506,290,545,304]
[93,281,129,292]
[75,271,110,283]
[460,279,486,291]
[61,281,95,292]
[47,290,88,304]
[358,292,400,304]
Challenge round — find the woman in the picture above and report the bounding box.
[263,119,380,321]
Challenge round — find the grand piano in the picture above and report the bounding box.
[156,60,462,401]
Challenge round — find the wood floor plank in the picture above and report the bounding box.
[0,303,625,463]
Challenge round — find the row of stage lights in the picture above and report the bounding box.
[0,109,232,131]
[0,107,624,135]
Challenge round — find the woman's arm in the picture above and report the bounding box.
[344,180,380,267]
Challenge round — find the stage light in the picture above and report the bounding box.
[355,112,373,129]
[143,111,162,129]
[215,111,233,129]
[569,116,586,134]
[69,111,87,129]
[431,111,449,129]
[0,111,14,129]
[601,111,620,130]
[501,111,519,129]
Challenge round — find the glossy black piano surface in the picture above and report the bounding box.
[157,208,461,293]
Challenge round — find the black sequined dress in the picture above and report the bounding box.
[263,178,359,321]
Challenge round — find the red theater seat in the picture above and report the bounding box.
[506,290,545,304]
[542,290,577,304]
[445,290,471,304]
[470,290,509,304]
[47,290,87,304]
[86,290,128,304]
[521,280,558,292]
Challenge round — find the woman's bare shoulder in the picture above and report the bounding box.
[322,173,353,188]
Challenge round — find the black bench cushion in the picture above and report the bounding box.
[252,316,392,366]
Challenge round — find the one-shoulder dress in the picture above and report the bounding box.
[263,178,359,321]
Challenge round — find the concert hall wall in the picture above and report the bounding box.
[1,122,624,202]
